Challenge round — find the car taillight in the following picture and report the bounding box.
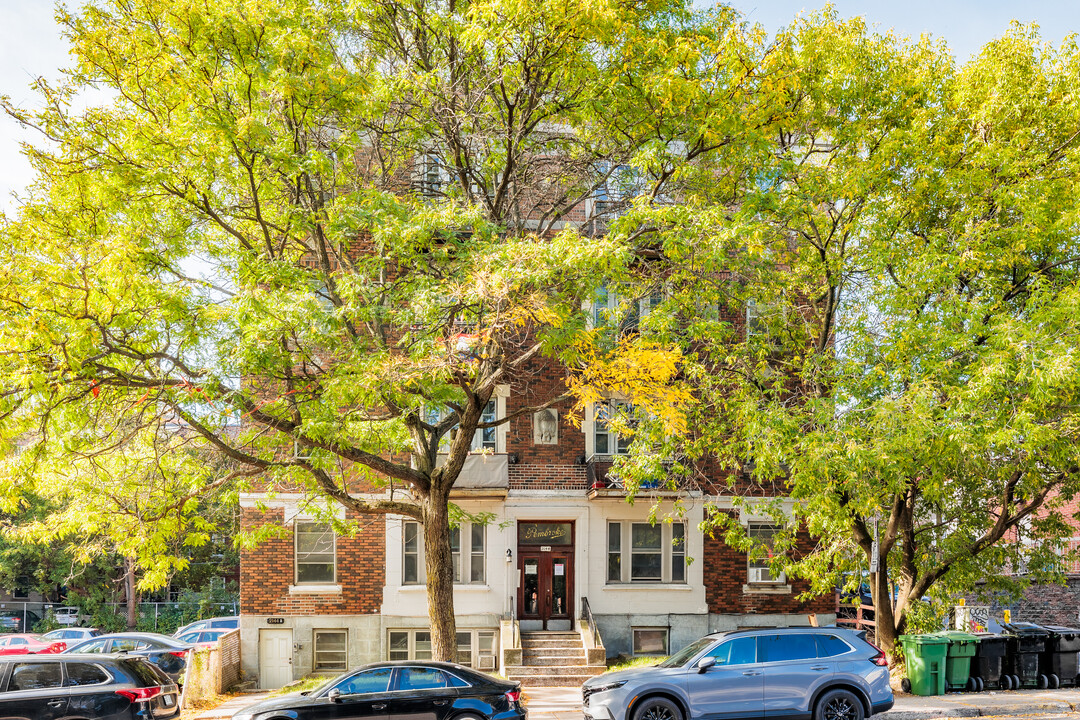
[169,650,189,658]
[116,686,163,702]
[868,642,888,666]
[505,689,521,704]
[50,642,66,653]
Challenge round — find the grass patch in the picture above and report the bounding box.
[271,675,330,697]
[607,655,667,672]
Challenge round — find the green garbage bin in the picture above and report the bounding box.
[900,634,950,695]
[938,630,979,691]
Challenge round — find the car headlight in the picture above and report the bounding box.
[589,680,627,693]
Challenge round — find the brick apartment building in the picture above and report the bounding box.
[239,322,835,688]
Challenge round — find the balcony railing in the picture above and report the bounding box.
[436,453,509,493]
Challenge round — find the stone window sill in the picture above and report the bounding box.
[289,584,342,595]
[603,583,694,591]
[743,583,792,595]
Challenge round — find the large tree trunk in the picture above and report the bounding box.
[424,492,457,661]
[871,568,902,663]
[124,557,138,631]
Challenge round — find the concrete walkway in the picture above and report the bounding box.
[188,686,1080,720]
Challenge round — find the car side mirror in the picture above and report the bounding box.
[328,688,342,703]
[697,657,716,674]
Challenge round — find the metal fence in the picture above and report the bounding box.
[0,601,238,633]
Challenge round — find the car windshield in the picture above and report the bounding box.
[658,636,716,668]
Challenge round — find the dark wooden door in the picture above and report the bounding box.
[518,551,573,629]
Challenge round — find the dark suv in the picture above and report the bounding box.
[583,627,893,720]
[0,653,180,720]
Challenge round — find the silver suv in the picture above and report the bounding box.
[582,627,893,720]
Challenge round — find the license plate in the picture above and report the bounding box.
[164,694,175,706]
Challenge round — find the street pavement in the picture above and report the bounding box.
[189,686,1080,720]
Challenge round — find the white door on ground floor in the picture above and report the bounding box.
[259,628,294,689]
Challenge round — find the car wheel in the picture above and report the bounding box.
[632,697,683,720]
[815,689,864,720]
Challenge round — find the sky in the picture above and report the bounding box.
[1,0,1078,211]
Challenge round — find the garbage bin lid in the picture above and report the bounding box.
[1041,625,1080,636]
[938,630,979,642]
[899,634,949,645]
[1002,622,1049,636]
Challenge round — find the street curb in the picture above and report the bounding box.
[877,700,1077,720]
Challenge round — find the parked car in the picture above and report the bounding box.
[232,661,524,720]
[0,653,180,720]
[43,627,101,642]
[176,629,227,648]
[51,606,83,626]
[582,627,893,720]
[172,615,238,637]
[0,634,66,655]
[63,632,193,684]
[0,611,40,633]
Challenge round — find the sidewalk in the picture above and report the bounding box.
[187,686,1080,720]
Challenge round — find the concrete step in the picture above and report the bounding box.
[521,632,580,639]
[520,638,584,649]
[521,654,588,666]
[523,645,586,657]
[508,672,603,687]
[506,664,606,677]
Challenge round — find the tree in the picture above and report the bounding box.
[614,13,1080,658]
[0,0,781,658]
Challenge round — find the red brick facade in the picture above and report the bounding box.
[241,507,385,615]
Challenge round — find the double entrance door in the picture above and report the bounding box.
[518,550,573,630]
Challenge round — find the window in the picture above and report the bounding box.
[632,628,669,656]
[9,663,62,691]
[314,630,347,672]
[593,401,632,456]
[65,662,110,687]
[399,667,451,690]
[590,286,663,335]
[417,153,446,198]
[403,520,485,585]
[760,633,817,663]
[76,639,107,653]
[389,629,495,670]
[705,636,757,666]
[389,630,432,661]
[333,667,392,695]
[747,523,785,584]
[296,521,335,584]
[426,399,500,453]
[607,521,687,584]
[816,634,852,657]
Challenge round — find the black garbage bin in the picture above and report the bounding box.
[970,633,1010,691]
[1040,625,1080,688]
[1002,622,1050,689]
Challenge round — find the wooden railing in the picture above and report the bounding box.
[835,590,875,633]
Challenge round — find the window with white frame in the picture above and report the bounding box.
[417,153,446,198]
[313,629,347,672]
[590,286,663,334]
[633,627,669,656]
[607,521,687,584]
[295,521,335,584]
[390,629,496,669]
[426,399,500,453]
[403,520,486,585]
[747,523,785,584]
[389,629,431,661]
[593,400,632,457]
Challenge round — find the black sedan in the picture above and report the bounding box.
[233,661,525,720]
[63,632,192,684]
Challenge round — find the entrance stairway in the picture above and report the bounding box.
[505,631,607,687]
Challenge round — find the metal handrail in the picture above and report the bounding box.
[581,596,601,646]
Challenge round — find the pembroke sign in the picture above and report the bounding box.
[518,522,572,545]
